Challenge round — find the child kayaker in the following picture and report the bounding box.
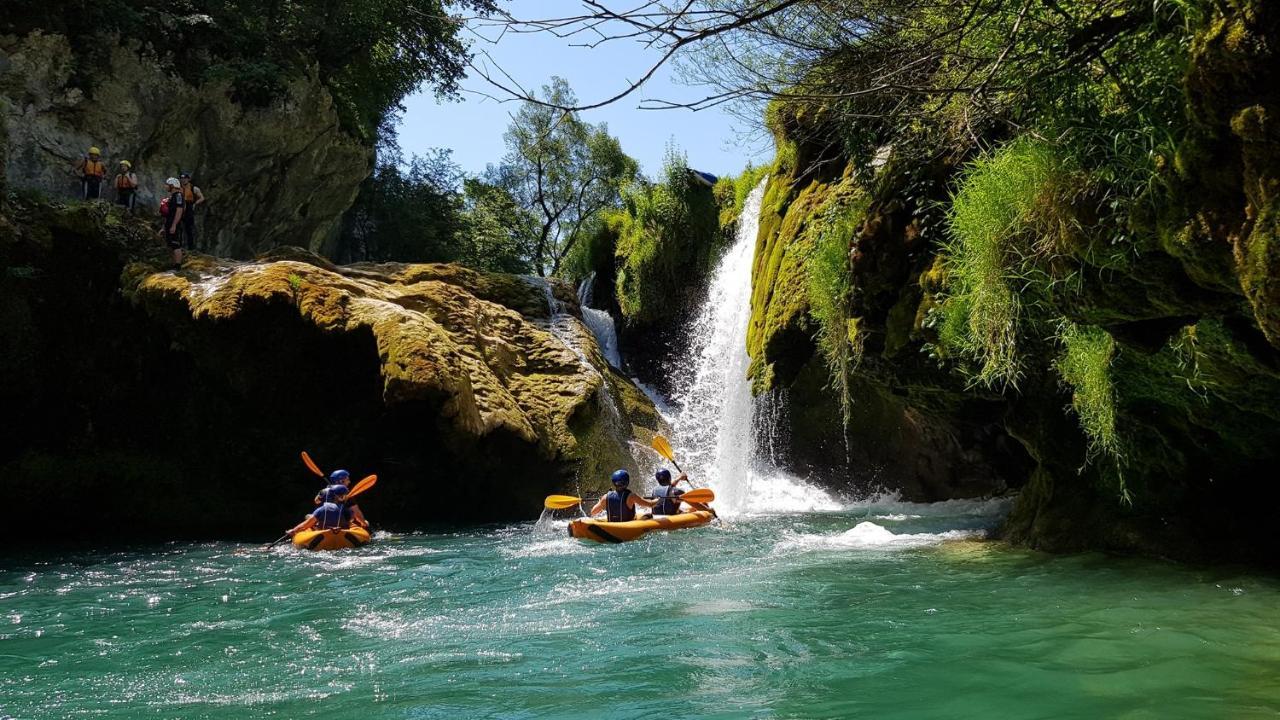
[589,469,658,522]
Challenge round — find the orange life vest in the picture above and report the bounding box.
[116,174,136,190]
[83,159,106,178]
[182,185,196,203]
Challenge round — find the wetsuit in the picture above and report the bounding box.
[181,185,201,250]
[310,502,353,530]
[164,190,186,249]
[651,485,685,515]
[605,488,635,522]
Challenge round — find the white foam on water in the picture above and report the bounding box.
[775,521,985,553]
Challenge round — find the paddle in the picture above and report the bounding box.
[650,435,683,474]
[344,474,377,501]
[301,451,325,478]
[264,474,377,549]
[544,487,715,511]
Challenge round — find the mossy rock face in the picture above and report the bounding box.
[1,197,662,542]
[748,165,863,391]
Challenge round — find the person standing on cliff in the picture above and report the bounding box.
[178,173,205,251]
[113,161,138,210]
[73,147,107,200]
[162,177,186,267]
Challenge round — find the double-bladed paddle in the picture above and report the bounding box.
[650,435,683,473]
[544,487,715,511]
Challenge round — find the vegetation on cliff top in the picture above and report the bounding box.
[3,0,494,141]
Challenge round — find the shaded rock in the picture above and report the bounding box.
[0,31,370,258]
[1,198,662,542]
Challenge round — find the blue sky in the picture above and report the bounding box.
[396,1,773,180]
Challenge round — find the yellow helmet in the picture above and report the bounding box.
[118,160,132,169]
[88,146,101,156]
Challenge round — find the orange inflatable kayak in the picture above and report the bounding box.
[568,510,716,544]
[292,525,372,551]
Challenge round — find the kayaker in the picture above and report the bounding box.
[589,469,657,522]
[649,469,689,515]
[287,485,353,536]
[313,469,368,527]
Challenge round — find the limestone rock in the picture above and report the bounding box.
[1,199,663,541]
[0,32,370,258]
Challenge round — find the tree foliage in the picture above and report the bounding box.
[3,0,496,140]
[486,78,638,276]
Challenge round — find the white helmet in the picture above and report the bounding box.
[165,177,180,188]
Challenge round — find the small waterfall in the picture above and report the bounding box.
[523,275,627,437]
[576,274,622,368]
[668,179,838,515]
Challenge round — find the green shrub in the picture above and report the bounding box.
[936,138,1082,388]
[614,146,725,325]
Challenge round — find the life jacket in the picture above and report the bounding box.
[116,174,136,190]
[182,185,196,203]
[82,159,106,178]
[652,485,683,515]
[313,502,350,530]
[605,488,634,522]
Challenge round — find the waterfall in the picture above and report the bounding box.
[668,179,839,515]
[576,274,622,368]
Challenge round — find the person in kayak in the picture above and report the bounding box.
[287,485,354,536]
[589,469,657,522]
[649,469,688,515]
[313,469,368,527]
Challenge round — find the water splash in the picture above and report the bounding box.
[667,179,838,515]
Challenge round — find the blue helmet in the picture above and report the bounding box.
[329,469,350,483]
[324,484,350,500]
[611,469,631,486]
[655,468,672,486]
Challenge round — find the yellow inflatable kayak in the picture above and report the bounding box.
[569,510,715,544]
[292,526,372,551]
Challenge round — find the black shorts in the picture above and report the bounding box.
[165,230,182,249]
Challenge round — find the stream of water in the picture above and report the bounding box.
[3,181,1280,719]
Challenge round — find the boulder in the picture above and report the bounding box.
[1,199,663,542]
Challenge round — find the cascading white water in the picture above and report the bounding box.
[576,274,622,368]
[668,179,839,515]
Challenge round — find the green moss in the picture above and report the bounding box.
[747,162,867,391]
[806,197,868,425]
[1055,322,1120,461]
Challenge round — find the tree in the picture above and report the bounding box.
[340,148,465,263]
[457,179,537,274]
[486,78,638,276]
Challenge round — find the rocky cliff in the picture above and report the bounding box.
[742,1,1280,564]
[0,32,370,258]
[0,198,664,542]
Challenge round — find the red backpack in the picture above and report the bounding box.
[159,197,170,217]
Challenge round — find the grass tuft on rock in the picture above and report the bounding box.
[937,138,1082,388]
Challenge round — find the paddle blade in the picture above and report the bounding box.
[650,435,675,461]
[544,495,583,510]
[301,451,324,478]
[680,488,715,505]
[346,474,377,501]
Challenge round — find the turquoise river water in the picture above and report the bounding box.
[3,497,1279,719]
